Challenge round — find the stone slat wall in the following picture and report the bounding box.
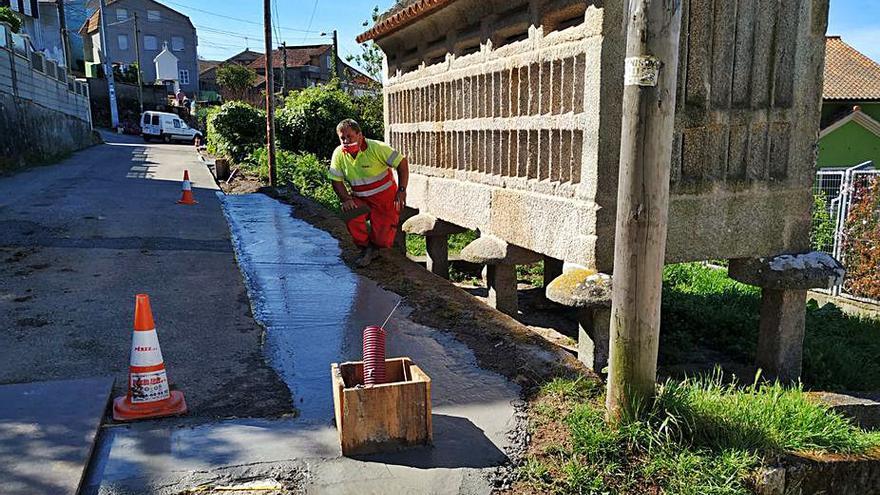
[374,0,827,269]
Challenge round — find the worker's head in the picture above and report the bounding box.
[337,119,364,155]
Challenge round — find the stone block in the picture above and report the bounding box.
[401,213,466,236]
[729,252,845,290]
[757,288,807,383]
[425,234,450,279]
[460,234,540,265]
[545,269,611,308]
[576,307,610,372]
[484,264,518,315]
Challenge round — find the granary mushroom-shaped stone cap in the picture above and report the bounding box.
[728,252,845,290]
[401,214,467,236]
[460,235,541,265]
[546,269,612,308]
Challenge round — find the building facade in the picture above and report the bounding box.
[80,0,198,97]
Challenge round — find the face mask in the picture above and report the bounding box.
[343,141,360,155]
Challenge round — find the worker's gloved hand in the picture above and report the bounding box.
[342,199,359,212]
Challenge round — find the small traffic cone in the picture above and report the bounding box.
[113,294,187,421]
[177,170,198,205]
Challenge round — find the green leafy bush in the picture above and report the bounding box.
[811,193,836,253]
[842,177,880,300]
[276,84,358,159]
[352,92,384,139]
[0,7,22,33]
[206,101,265,163]
[246,148,341,212]
[195,105,218,132]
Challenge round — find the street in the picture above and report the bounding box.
[1,133,524,494]
[0,132,291,419]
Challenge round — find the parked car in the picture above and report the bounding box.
[141,111,202,143]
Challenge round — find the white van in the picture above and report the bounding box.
[141,111,202,143]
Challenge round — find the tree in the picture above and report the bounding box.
[216,63,258,102]
[346,6,383,81]
[0,7,22,33]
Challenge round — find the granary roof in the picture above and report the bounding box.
[824,36,880,101]
[356,0,457,43]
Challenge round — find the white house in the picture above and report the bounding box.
[153,41,178,92]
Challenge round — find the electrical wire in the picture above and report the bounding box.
[163,0,322,34]
[301,0,319,43]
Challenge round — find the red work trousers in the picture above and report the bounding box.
[346,184,399,249]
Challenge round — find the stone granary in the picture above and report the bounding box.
[358,0,836,381]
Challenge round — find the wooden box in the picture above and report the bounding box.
[331,357,432,456]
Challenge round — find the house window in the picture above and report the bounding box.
[179,69,189,85]
[147,10,160,21]
[144,35,157,51]
[171,36,184,52]
[117,34,129,51]
[116,8,128,21]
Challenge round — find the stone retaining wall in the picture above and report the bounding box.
[0,23,93,168]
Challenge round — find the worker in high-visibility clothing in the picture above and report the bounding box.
[329,118,409,267]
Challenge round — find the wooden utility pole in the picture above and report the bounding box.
[331,29,338,79]
[55,0,71,72]
[280,41,287,96]
[133,12,144,114]
[98,0,120,129]
[605,0,682,422]
[263,0,276,186]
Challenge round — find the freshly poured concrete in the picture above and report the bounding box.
[84,193,521,494]
[0,377,113,495]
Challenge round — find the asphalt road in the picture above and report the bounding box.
[0,132,291,419]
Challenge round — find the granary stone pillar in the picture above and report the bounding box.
[543,256,565,292]
[460,235,540,316]
[728,252,845,383]
[546,268,613,372]
[394,207,418,255]
[401,213,467,279]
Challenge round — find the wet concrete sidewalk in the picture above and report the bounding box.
[84,193,523,494]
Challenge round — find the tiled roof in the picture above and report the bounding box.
[79,0,194,35]
[248,45,332,70]
[824,36,880,101]
[199,60,223,75]
[356,0,457,43]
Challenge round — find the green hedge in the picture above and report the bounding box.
[247,147,340,212]
[276,85,358,160]
[206,101,266,163]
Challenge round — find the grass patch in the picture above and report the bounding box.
[660,263,880,391]
[518,372,880,494]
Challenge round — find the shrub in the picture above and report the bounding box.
[352,92,384,138]
[842,177,880,299]
[0,7,22,33]
[196,105,219,133]
[206,101,265,163]
[810,193,836,253]
[246,147,341,212]
[276,84,358,159]
[215,63,257,102]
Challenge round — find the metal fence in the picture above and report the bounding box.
[812,161,880,300]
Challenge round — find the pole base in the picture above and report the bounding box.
[112,390,188,421]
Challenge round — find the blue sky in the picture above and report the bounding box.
[168,0,879,66]
[827,0,880,61]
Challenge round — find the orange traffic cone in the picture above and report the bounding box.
[113,294,187,421]
[177,170,198,205]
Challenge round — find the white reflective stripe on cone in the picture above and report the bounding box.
[352,180,393,197]
[130,329,165,367]
[130,370,171,403]
[182,180,192,191]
